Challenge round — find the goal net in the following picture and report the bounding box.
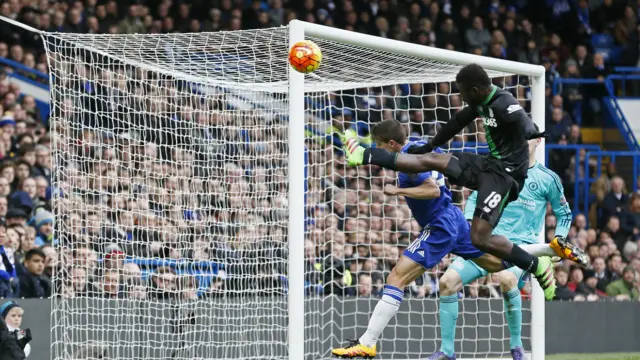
[41,22,542,360]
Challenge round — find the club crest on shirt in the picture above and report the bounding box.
[527,182,539,191]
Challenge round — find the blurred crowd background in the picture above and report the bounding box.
[0,0,637,309]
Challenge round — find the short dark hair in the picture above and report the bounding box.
[371,120,407,144]
[623,266,636,276]
[456,63,491,88]
[15,160,30,169]
[608,253,622,263]
[19,143,35,156]
[25,248,46,261]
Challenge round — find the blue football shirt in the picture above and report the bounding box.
[397,142,457,228]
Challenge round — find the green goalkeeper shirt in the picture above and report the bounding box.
[463,162,571,244]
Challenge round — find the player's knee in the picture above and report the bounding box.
[439,271,462,296]
[498,271,519,292]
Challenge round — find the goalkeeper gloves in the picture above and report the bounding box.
[407,143,433,154]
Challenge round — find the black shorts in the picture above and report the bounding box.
[446,153,525,227]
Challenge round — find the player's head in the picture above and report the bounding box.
[528,123,543,159]
[371,119,407,152]
[455,64,492,107]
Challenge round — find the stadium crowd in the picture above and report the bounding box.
[0,0,637,305]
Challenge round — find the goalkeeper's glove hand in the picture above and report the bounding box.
[407,143,433,154]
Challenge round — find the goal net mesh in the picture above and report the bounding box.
[44,26,533,360]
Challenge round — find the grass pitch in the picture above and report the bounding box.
[547,353,640,360]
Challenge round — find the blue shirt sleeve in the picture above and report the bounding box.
[398,143,441,188]
[545,170,572,237]
[398,171,432,188]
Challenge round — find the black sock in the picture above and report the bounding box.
[507,245,539,273]
[363,148,398,170]
[501,260,514,270]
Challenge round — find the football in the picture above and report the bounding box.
[288,40,322,74]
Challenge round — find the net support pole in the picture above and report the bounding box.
[288,19,306,360]
[530,73,546,360]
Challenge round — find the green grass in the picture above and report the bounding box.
[547,353,640,360]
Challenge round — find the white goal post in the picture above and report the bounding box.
[288,19,546,360]
[2,15,546,360]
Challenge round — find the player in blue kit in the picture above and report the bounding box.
[429,126,586,360]
[331,120,583,359]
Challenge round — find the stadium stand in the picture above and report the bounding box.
[0,0,638,306]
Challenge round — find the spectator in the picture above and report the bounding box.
[68,266,89,297]
[605,215,628,251]
[125,277,147,299]
[554,267,575,300]
[592,162,618,205]
[119,5,145,34]
[0,221,17,298]
[592,256,610,291]
[0,311,26,360]
[547,107,572,143]
[437,18,461,50]
[148,266,176,300]
[465,16,491,54]
[567,266,584,292]
[17,248,50,298]
[32,208,53,246]
[583,52,611,123]
[605,266,639,300]
[357,273,375,297]
[94,268,122,299]
[0,301,30,357]
[576,269,607,299]
[600,176,629,229]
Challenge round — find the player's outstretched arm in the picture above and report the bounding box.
[407,106,478,154]
[544,169,589,265]
[547,173,572,238]
[383,179,440,200]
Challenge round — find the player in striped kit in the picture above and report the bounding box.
[430,126,582,360]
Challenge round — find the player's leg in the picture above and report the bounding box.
[430,257,487,360]
[342,129,451,173]
[358,256,425,346]
[332,254,425,358]
[468,168,556,300]
[495,268,527,360]
[548,236,589,266]
[472,243,587,268]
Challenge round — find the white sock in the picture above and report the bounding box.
[359,285,403,347]
[520,243,556,257]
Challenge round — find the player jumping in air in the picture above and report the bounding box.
[340,64,560,301]
[430,125,583,360]
[331,120,585,359]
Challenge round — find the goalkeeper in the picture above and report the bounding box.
[430,126,581,360]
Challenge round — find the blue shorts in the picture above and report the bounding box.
[403,210,484,269]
